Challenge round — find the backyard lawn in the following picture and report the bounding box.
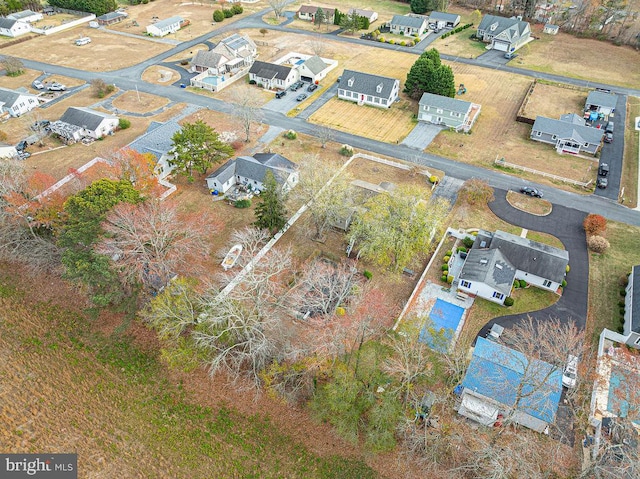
[621,97,640,208]
[520,80,589,121]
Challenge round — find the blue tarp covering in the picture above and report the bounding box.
[419,299,464,352]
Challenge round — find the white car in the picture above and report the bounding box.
[562,355,578,388]
[47,82,66,91]
[32,80,44,90]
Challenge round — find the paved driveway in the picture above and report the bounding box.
[477,190,589,339]
[475,49,511,67]
[402,122,444,150]
[594,94,626,201]
[263,86,321,114]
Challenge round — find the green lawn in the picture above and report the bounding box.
[621,97,639,208]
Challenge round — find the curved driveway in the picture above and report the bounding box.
[477,190,589,338]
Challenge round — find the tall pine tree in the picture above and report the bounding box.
[254,171,287,234]
[403,48,456,100]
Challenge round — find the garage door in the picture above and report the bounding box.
[421,114,433,123]
[493,41,509,51]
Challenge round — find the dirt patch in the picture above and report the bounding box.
[112,90,171,114]
[520,81,588,122]
[506,190,553,216]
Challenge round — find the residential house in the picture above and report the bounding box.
[205,153,299,194]
[0,87,39,117]
[191,33,257,74]
[429,11,461,29]
[619,265,640,349]
[543,23,559,34]
[457,229,569,304]
[249,61,297,90]
[296,55,328,83]
[459,336,563,433]
[146,16,184,37]
[49,107,119,143]
[0,18,31,37]
[297,5,336,23]
[347,8,378,23]
[0,143,18,159]
[96,11,128,26]
[418,92,481,132]
[337,69,400,108]
[7,10,43,23]
[585,90,617,116]
[531,114,604,155]
[389,14,427,36]
[477,14,531,52]
[127,120,182,180]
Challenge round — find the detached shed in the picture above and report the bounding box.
[585,90,617,116]
[543,23,559,34]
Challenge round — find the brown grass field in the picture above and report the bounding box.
[521,81,589,120]
[112,90,171,114]
[141,65,182,85]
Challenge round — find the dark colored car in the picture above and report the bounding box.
[275,90,287,99]
[289,81,303,91]
[598,163,609,176]
[596,177,608,189]
[604,132,613,143]
[605,121,614,134]
[16,140,27,151]
[520,186,543,198]
[307,83,318,92]
[31,120,51,131]
[296,93,307,101]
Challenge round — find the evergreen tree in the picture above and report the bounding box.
[254,171,287,234]
[314,7,326,27]
[403,48,455,99]
[410,0,429,14]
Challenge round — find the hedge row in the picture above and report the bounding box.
[440,23,473,39]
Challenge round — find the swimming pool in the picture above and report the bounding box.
[419,298,465,352]
[201,75,224,86]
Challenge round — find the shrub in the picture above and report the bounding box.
[284,130,297,140]
[230,140,244,150]
[447,275,454,284]
[513,281,519,289]
[407,41,414,47]
[400,41,406,46]
[617,324,625,333]
[566,265,570,273]
[363,270,373,280]
[339,144,354,156]
[441,275,448,282]
[234,199,251,208]
[248,79,256,85]
[587,235,610,254]
[620,289,626,297]
[457,246,467,253]
[213,10,225,22]
[259,28,268,36]
[223,9,234,18]
[231,4,243,14]
[429,175,439,184]
[619,301,626,308]
[388,39,395,45]
[180,59,188,66]
[336,306,346,315]
[583,214,607,235]
[378,37,385,42]
[462,237,475,249]
[561,280,567,288]
[118,118,131,130]
[443,255,451,263]
[445,250,452,256]
[504,297,514,307]
[441,264,449,271]
[519,279,527,288]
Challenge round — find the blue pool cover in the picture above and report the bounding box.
[419,298,465,352]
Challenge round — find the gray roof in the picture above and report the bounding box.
[207,158,236,185]
[473,230,569,284]
[459,248,516,296]
[559,113,585,125]
[390,14,426,29]
[347,8,377,19]
[544,23,559,31]
[192,50,227,69]
[586,90,617,109]
[97,12,127,21]
[127,120,181,159]
[220,32,255,52]
[249,61,292,81]
[340,69,399,99]
[0,86,36,107]
[207,153,297,186]
[7,10,37,20]
[429,11,460,23]
[631,265,640,334]
[419,92,472,114]
[532,115,604,145]
[302,55,327,75]
[59,107,117,131]
[0,18,18,29]
[478,14,530,41]
[152,16,183,29]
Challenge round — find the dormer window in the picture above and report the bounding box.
[490,22,498,31]
[376,83,383,94]
[347,77,354,87]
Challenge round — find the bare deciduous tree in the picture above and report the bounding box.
[317,125,334,148]
[230,85,264,142]
[267,0,288,20]
[0,56,24,76]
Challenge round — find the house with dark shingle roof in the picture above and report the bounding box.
[127,120,182,179]
[297,5,336,23]
[205,153,299,194]
[459,337,563,433]
[191,33,257,74]
[337,69,400,109]
[585,90,617,116]
[0,17,31,37]
[418,92,481,132]
[428,11,460,29]
[249,61,297,90]
[531,114,604,155]
[0,87,39,116]
[477,14,531,52]
[457,229,569,305]
[49,107,119,142]
[96,11,128,26]
[389,14,427,36]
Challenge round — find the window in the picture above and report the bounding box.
[381,99,387,105]
[347,78,354,87]
[492,292,504,300]
[635,337,640,345]
[376,83,383,94]
[367,95,372,101]
[584,142,589,147]
[437,108,443,114]
[461,280,471,288]
[552,135,557,140]
[536,131,541,137]
[543,280,552,287]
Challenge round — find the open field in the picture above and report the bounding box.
[621,97,639,207]
[1,26,171,71]
[521,81,589,120]
[141,65,181,85]
[112,90,171,114]
[0,70,84,97]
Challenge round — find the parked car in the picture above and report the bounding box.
[520,186,543,198]
[296,93,307,101]
[604,132,613,143]
[289,81,303,91]
[336,76,341,83]
[30,120,50,131]
[597,177,608,189]
[47,83,66,91]
[17,151,31,160]
[32,80,44,90]
[15,140,27,151]
[598,163,609,176]
[504,52,517,59]
[562,355,578,388]
[605,121,614,133]
[75,37,91,46]
[275,90,287,99]
[307,83,318,92]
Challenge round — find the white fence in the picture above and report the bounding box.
[494,157,592,188]
[190,66,250,92]
[31,14,96,35]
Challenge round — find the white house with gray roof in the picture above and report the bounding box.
[296,55,328,83]
[146,16,184,37]
[531,114,603,155]
[389,14,427,36]
[249,61,297,90]
[418,92,481,132]
[49,107,119,142]
[585,90,617,116]
[7,9,42,23]
[338,69,400,108]
[191,33,257,74]
[428,12,460,29]
[0,87,39,117]
[477,14,531,52]
[457,230,569,305]
[347,9,378,23]
[127,120,182,179]
[617,265,640,349]
[205,153,298,194]
[0,18,31,37]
